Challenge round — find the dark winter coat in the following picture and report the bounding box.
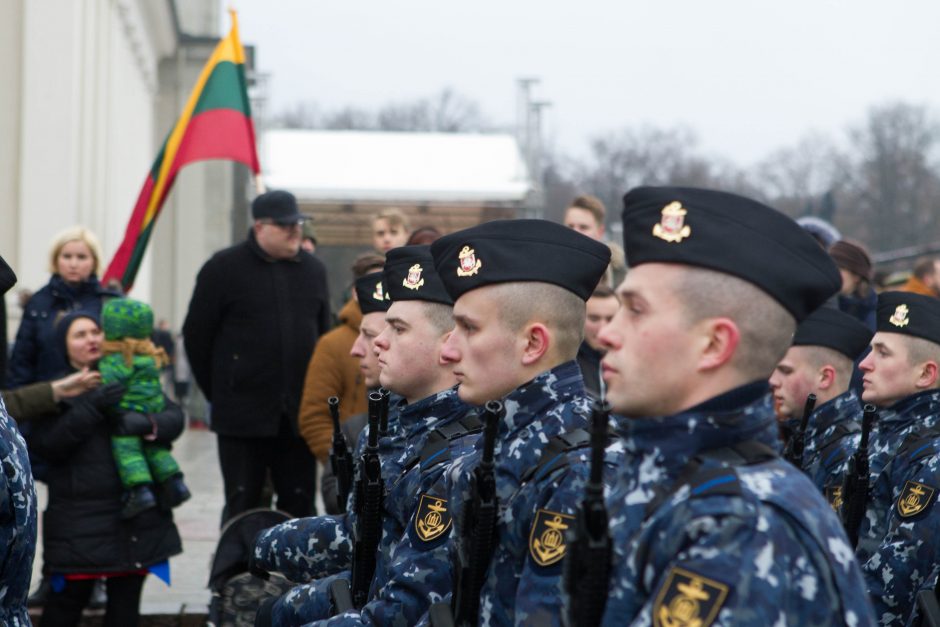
[8,274,111,387]
[182,232,331,437]
[27,392,183,574]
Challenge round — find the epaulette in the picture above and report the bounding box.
[817,422,861,470]
[521,428,593,484]
[643,439,778,518]
[406,414,484,473]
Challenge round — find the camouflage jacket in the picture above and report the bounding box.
[0,397,36,626]
[252,402,403,583]
[271,388,476,626]
[854,389,940,626]
[598,382,875,627]
[802,390,862,506]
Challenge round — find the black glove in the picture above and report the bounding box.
[82,383,126,410]
[113,411,154,438]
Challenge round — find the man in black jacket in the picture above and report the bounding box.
[183,190,331,523]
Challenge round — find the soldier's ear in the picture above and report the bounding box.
[696,317,739,373]
[817,365,837,390]
[520,322,550,366]
[916,360,939,390]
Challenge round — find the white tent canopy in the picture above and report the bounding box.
[262,130,532,203]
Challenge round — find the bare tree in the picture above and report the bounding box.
[839,102,940,252]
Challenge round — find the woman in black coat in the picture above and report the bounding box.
[28,311,183,627]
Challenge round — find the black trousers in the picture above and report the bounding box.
[217,431,317,525]
[40,575,146,627]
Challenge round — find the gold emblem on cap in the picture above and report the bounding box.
[890,304,910,328]
[529,509,574,567]
[897,480,935,518]
[653,201,692,243]
[372,280,385,302]
[403,263,425,290]
[415,494,452,542]
[457,245,482,277]
[653,567,729,627]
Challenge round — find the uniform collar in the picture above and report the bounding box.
[878,388,940,430]
[498,360,586,440]
[396,387,465,435]
[618,381,779,460]
[806,389,860,440]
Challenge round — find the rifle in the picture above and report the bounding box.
[565,399,612,627]
[450,399,504,626]
[328,396,353,512]
[841,403,877,547]
[379,387,391,437]
[348,390,386,608]
[783,393,817,470]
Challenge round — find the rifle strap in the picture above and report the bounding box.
[642,440,778,519]
[403,414,485,473]
[520,429,594,484]
[896,424,940,465]
[817,421,861,470]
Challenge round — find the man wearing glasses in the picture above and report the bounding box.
[184,189,331,524]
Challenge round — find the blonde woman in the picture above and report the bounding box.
[9,226,116,387]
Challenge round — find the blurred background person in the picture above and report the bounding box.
[29,311,184,627]
[899,256,940,297]
[829,239,877,330]
[577,284,619,400]
[371,208,411,253]
[8,226,113,388]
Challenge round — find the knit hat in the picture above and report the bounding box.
[829,240,873,282]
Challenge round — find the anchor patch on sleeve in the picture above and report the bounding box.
[897,480,936,518]
[653,566,729,627]
[826,485,844,512]
[528,509,574,567]
[414,493,452,542]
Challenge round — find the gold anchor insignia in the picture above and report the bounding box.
[415,494,452,542]
[652,201,692,243]
[456,245,482,277]
[653,567,729,627]
[372,280,385,302]
[403,263,425,290]
[827,485,844,512]
[890,304,910,328]
[528,509,574,566]
[897,480,936,518]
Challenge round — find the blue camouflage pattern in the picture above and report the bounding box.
[268,388,473,625]
[801,390,862,505]
[252,399,403,583]
[0,395,36,626]
[597,382,875,627]
[855,389,940,626]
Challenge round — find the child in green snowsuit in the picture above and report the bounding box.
[99,298,190,519]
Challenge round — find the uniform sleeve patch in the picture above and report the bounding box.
[653,566,729,627]
[825,485,844,512]
[528,509,574,567]
[897,480,936,518]
[414,493,452,542]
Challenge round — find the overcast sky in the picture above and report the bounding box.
[228,1,940,168]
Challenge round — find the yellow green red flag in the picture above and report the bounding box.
[104,9,260,291]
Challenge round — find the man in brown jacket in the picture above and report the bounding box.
[298,253,384,463]
[900,257,940,297]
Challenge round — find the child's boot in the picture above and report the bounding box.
[159,473,192,510]
[121,484,157,519]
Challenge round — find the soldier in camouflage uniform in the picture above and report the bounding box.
[0,393,36,626]
[852,292,940,626]
[251,270,393,586]
[768,306,872,502]
[591,187,875,626]
[0,257,36,626]
[260,246,482,626]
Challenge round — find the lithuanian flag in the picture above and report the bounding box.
[103,10,260,291]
